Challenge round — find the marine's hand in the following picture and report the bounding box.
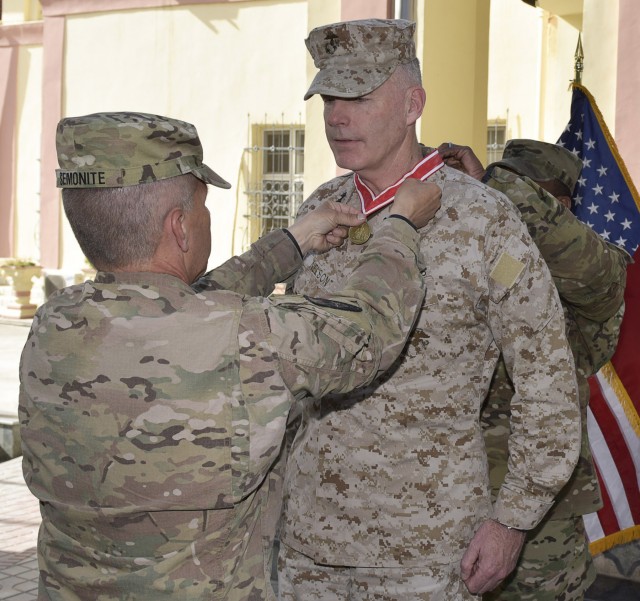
[391,179,442,229]
[438,143,486,181]
[460,519,526,595]
[288,201,366,255]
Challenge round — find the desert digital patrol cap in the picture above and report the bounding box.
[55,112,231,189]
[490,139,582,195]
[304,18,416,100]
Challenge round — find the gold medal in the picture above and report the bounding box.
[348,222,371,245]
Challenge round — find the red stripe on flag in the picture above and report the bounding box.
[559,84,640,553]
[589,377,640,523]
[610,252,640,415]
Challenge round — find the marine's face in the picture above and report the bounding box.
[321,72,411,182]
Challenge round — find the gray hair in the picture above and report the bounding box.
[396,58,422,86]
[62,174,199,270]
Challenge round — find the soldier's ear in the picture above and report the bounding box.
[406,86,425,126]
[167,208,189,252]
[557,195,572,210]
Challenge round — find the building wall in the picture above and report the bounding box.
[582,0,619,129]
[1,4,43,262]
[537,12,577,142]
[616,0,640,186]
[487,0,577,145]
[14,43,43,262]
[487,0,543,141]
[1,0,29,24]
[418,0,490,162]
[0,22,43,261]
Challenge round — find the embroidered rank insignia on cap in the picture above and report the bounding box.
[490,252,525,289]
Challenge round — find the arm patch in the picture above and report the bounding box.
[490,252,525,289]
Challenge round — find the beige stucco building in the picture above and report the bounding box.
[1,0,638,273]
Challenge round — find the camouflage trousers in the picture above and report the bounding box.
[484,516,595,601]
[277,542,479,601]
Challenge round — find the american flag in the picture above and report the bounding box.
[557,83,640,554]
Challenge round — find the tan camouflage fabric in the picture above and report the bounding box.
[278,541,477,600]
[304,19,415,100]
[19,223,426,601]
[491,139,582,193]
[281,148,581,572]
[56,112,230,189]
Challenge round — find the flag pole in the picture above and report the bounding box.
[574,33,584,85]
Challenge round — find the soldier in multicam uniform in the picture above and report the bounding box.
[18,111,443,601]
[278,19,582,600]
[439,139,629,601]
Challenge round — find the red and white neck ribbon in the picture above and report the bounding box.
[353,150,444,216]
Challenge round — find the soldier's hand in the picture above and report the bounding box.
[391,179,442,229]
[460,518,526,595]
[287,201,366,255]
[438,142,487,181]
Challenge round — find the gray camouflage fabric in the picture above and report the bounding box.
[304,19,415,100]
[481,166,628,599]
[491,139,582,194]
[56,112,230,189]
[19,222,427,601]
[280,147,581,582]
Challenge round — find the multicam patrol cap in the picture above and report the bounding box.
[304,19,416,100]
[56,112,231,189]
[490,139,582,194]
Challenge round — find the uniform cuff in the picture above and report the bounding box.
[282,228,304,259]
[492,487,555,531]
[387,214,418,231]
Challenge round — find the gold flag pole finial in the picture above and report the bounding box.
[574,33,584,85]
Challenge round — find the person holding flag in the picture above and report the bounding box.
[439,138,629,600]
[557,83,640,560]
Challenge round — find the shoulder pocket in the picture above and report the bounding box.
[268,295,371,365]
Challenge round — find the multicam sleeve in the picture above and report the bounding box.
[488,168,629,322]
[570,301,625,374]
[192,229,302,296]
[484,205,581,530]
[266,217,427,398]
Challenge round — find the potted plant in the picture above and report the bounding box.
[0,259,43,319]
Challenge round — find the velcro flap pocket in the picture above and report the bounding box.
[488,234,530,303]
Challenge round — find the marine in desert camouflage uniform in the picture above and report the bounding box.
[278,19,581,601]
[18,111,442,601]
[439,139,629,600]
